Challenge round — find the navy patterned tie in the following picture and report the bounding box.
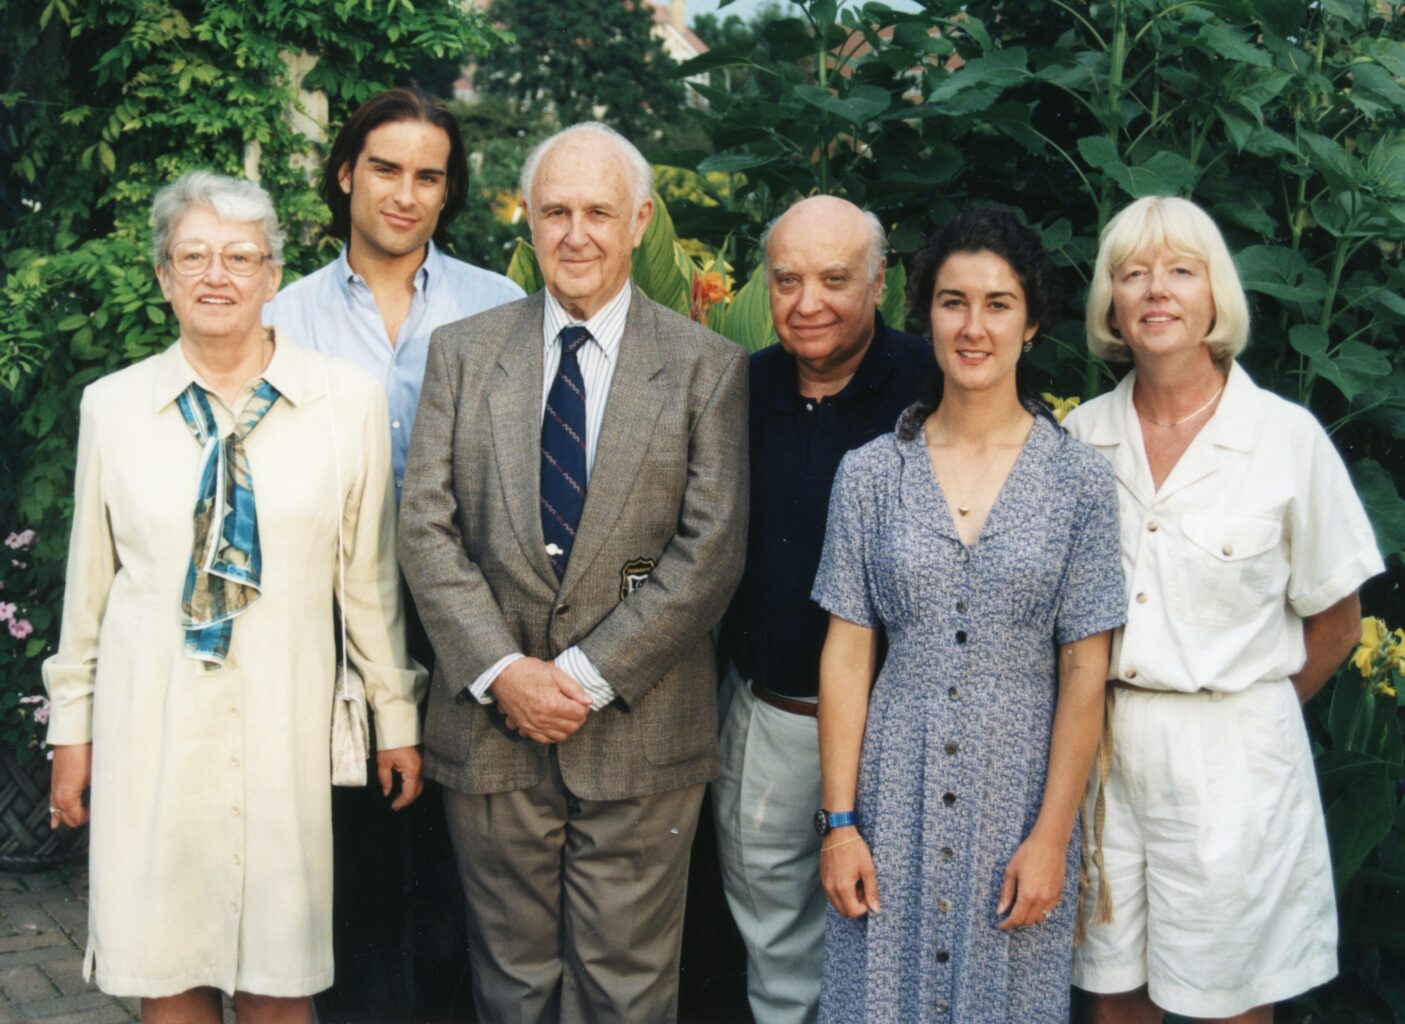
[541,325,590,580]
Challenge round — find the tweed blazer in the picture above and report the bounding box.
[398,287,749,801]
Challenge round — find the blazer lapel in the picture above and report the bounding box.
[559,292,667,600]
[488,297,558,589]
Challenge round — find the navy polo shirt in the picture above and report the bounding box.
[721,313,932,698]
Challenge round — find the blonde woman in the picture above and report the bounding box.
[1066,196,1383,1023]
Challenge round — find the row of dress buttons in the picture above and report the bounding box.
[939,583,965,1013]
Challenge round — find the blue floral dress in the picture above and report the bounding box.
[812,410,1125,1023]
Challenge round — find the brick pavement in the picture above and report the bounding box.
[0,869,237,1024]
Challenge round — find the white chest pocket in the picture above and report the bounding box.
[1166,512,1286,627]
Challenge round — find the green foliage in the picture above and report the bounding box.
[0,0,505,751]
[476,0,685,141]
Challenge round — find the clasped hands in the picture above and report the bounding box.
[492,657,593,744]
[820,826,1066,929]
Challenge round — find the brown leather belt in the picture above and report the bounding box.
[750,680,818,717]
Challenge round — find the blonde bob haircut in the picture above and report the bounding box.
[1086,195,1250,363]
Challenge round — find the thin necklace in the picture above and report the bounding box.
[1140,381,1224,428]
[927,418,1026,516]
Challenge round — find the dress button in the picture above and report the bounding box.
[233,853,242,865]
[936,950,950,964]
[231,805,241,817]
[940,847,954,861]
[955,600,967,614]
[1147,520,1159,532]
[947,686,960,700]
[227,707,239,718]
[228,756,239,768]
[1135,592,1147,604]
[944,741,958,756]
[955,630,967,644]
[229,902,239,914]
[942,792,956,806]
[938,898,952,913]
[937,999,950,1013]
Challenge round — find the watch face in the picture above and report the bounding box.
[813,810,828,836]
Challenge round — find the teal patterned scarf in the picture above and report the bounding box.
[176,380,281,669]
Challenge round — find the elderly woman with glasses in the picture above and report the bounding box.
[42,171,425,1024]
[1065,196,1383,1023]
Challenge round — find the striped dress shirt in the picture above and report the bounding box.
[468,284,633,711]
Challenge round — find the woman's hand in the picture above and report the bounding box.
[996,830,1066,930]
[820,828,880,919]
[376,746,423,810]
[49,744,92,830]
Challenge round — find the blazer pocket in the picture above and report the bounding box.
[423,675,472,765]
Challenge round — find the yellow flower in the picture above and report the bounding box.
[1361,616,1387,648]
[1041,393,1081,423]
[1353,642,1376,678]
[1382,686,1398,699]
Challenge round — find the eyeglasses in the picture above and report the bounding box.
[167,241,271,277]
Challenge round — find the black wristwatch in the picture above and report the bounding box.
[813,809,858,836]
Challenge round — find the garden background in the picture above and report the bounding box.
[1,0,1404,1020]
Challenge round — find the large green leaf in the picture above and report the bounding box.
[793,84,891,125]
[880,260,907,334]
[1326,765,1396,893]
[713,269,776,354]
[631,192,689,316]
[505,238,542,295]
[1354,458,1405,564]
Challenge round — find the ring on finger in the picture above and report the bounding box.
[1041,909,1053,919]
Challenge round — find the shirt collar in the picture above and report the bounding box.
[152,327,307,412]
[542,281,632,362]
[1078,359,1259,453]
[768,310,896,413]
[335,240,437,298]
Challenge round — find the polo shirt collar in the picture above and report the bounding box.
[767,310,899,413]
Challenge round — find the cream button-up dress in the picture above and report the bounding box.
[42,338,425,999]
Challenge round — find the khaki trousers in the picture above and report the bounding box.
[443,750,705,1024]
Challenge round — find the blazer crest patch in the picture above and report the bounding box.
[620,557,657,599]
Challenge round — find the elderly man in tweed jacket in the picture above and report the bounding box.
[397,121,748,1024]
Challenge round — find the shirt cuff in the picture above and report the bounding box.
[555,646,617,711]
[468,652,526,705]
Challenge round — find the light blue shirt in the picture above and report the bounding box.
[264,241,525,494]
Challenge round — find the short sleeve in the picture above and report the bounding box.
[811,453,880,629]
[1054,456,1127,646]
[1286,421,1385,617]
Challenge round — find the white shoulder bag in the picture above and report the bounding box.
[325,364,371,787]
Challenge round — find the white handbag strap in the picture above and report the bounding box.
[323,363,348,684]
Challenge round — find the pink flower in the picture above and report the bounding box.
[4,530,34,550]
[8,618,33,639]
[0,602,14,622]
[33,703,49,725]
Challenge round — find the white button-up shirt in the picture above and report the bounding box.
[1064,361,1383,692]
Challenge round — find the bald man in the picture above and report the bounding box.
[715,196,931,1024]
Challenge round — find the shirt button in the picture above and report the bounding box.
[1135,592,1148,604]
[938,898,952,912]
[391,420,401,429]
[955,630,967,644]
[942,792,957,806]
[936,950,950,964]
[948,686,960,700]
[1222,544,1234,556]
[1126,667,1137,679]
[944,741,958,756]
[805,402,814,411]
[1147,520,1159,532]
[940,847,954,861]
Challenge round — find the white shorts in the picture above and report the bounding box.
[1072,678,1337,1017]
